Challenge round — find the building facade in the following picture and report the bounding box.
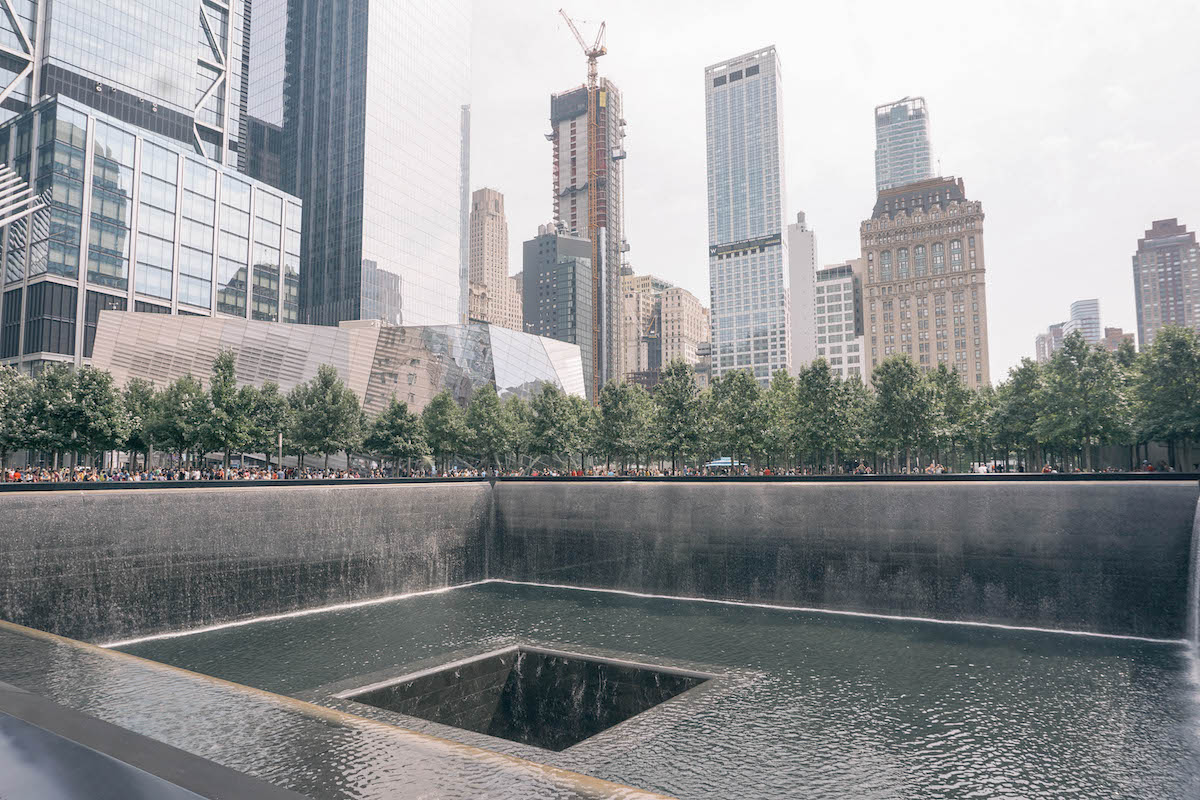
[1034,323,1064,364]
[522,224,595,398]
[860,176,991,386]
[549,78,626,397]
[814,260,865,379]
[91,313,586,416]
[1103,326,1134,353]
[705,47,790,386]
[467,188,521,331]
[1132,218,1199,348]
[0,96,301,372]
[0,0,247,162]
[620,271,662,381]
[874,97,933,193]
[787,211,817,372]
[661,286,710,368]
[248,0,472,329]
[1036,298,1103,362]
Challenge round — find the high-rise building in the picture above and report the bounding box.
[0,0,248,161]
[620,269,665,381]
[549,78,627,397]
[861,176,991,386]
[874,97,934,193]
[1034,323,1065,364]
[814,261,865,380]
[1062,299,1102,344]
[1132,218,1200,348]
[467,188,521,331]
[705,47,790,386]
[246,0,472,329]
[0,96,301,371]
[522,224,595,397]
[1103,326,1134,353]
[787,211,817,373]
[661,286,711,368]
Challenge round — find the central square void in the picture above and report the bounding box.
[343,645,710,751]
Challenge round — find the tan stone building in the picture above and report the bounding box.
[661,287,710,367]
[860,176,991,387]
[467,188,522,331]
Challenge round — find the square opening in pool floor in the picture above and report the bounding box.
[342,645,711,751]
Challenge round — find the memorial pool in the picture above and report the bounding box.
[118,581,1200,800]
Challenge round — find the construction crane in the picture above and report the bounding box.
[558,9,606,90]
[558,8,607,399]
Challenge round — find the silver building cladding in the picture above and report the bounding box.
[246,0,473,329]
[874,97,933,193]
[705,46,790,385]
[91,312,586,415]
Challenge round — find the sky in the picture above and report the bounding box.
[469,0,1200,379]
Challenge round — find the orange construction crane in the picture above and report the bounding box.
[558,8,606,400]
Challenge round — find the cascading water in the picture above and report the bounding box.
[1188,495,1200,681]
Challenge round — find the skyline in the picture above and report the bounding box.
[469,0,1200,378]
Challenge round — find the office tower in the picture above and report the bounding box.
[874,97,933,193]
[0,0,247,161]
[788,211,817,373]
[467,188,521,331]
[1062,299,1102,344]
[251,0,472,328]
[660,286,711,368]
[522,224,594,397]
[705,47,790,386]
[549,78,626,397]
[814,260,866,380]
[861,176,991,386]
[620,270,664,382]
[1132,219,1200,348]
[1103,327,1134,353]
[0,97,300,371]
[459,105,471,323]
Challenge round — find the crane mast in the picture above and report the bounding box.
[558,9,606,400]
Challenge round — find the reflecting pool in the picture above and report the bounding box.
[119,582,1200,800]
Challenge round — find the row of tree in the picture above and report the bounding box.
[1,327,1198,473]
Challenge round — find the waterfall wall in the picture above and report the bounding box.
[0,483,491,642]
[2,479,1197,642]
[493,480,1200,639]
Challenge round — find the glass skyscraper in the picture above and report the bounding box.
[243,0,472,328]
[705,46,790,385]
[874,97,933,193]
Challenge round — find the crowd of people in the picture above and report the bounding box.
[1,459,1183,483]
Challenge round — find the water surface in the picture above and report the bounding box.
[121,582,1200,800]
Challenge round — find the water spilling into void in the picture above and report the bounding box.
[1189,496,1200,683]
[115,581,1200,800]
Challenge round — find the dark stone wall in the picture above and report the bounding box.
[492,481,1200,639]
[0,484,491,643]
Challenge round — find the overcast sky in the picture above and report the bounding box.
[469,0,1200,378]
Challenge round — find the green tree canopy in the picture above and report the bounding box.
[0,366,32,465]
[289,364,362,467]
[530,384,575,468]
[365,395,429,470]
[1036,331,1125,469]
[762,369,798,469]
[707,370,766,468]
[870,355,929,470]
[653,359,701,471]
[72,367,130,462]
[503,394,535,471]
[147,374,208,461]
[1137,325,1200,469]
[421,390,468,471]
[465,384,508,469]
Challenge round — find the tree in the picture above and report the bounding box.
[503,395,535,472]
[122,378,157,469]
[926,364,974,470]
[762,369,798,470]
[421,390,468,472]
[72,367,129,465]
[201,350,251,468]
[595,380,651,470]
[870,355,929,471]
[465,384,508,470]
[530,384,574,469]
[147,375,207,464]
[707,370,765,469]
[246,382,289,468]
[289,364,363,469]
[565,392,597,472]
[1137,325,1200,470]
[653,359,701,472]
[991,358,1043,470]
[0,366,32,467]
[25,364,77,467]
[836,375,872,470]
[365,395,428,472]
[795,359,841,471]
[1037,332,1124,470]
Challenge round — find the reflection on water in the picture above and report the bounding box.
[112,582,1200,800]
